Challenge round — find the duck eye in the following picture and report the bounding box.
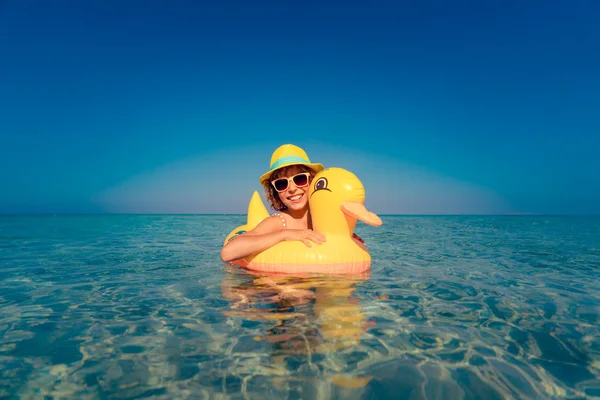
[314,177,328,191]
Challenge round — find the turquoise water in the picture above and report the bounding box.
[1,215,599,399]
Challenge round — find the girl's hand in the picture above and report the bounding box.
[283,229,326,247]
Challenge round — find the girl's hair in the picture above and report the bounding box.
[262,164,316,212]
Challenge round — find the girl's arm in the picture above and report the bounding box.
[220,216,284,262]
[220,215,326,262]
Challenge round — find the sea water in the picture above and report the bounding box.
[1,215,599,399]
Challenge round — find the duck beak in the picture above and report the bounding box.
[341,202,382,226]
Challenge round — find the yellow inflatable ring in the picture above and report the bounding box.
[224,168,382,274]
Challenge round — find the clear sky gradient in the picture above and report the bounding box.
[1,0,599,214]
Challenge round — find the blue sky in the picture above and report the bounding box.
[1,0,599,214]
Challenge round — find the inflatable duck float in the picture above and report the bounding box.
[224,167,383,274]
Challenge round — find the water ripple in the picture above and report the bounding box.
[1,215,599,399]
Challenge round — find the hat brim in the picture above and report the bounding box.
[259,162,324,185]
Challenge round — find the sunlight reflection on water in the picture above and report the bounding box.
[0,215,599,399]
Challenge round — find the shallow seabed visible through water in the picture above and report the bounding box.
[1,215,599,399]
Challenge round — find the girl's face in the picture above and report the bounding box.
[271,165,312,212]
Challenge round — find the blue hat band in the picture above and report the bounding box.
[270,155,311,170]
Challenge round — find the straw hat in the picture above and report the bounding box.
[259,144,324,185]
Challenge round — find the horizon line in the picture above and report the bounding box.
[1,212,599,217]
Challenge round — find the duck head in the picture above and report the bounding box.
[309,168,382,236]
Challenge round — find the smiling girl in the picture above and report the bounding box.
[220,144,327,263]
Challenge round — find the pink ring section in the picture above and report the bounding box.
[234,260,371,275]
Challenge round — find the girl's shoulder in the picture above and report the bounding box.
[271,212,287,229]
[226,214,285,242]
[246,213,287,235]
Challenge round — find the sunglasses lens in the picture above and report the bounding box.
[293,174,308,187]
[274,179,288,192]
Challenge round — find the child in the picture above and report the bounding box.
[220,144,327,263]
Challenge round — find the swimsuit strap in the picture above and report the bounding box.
[274,213,287,228]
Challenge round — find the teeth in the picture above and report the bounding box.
[289,194,303,201]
